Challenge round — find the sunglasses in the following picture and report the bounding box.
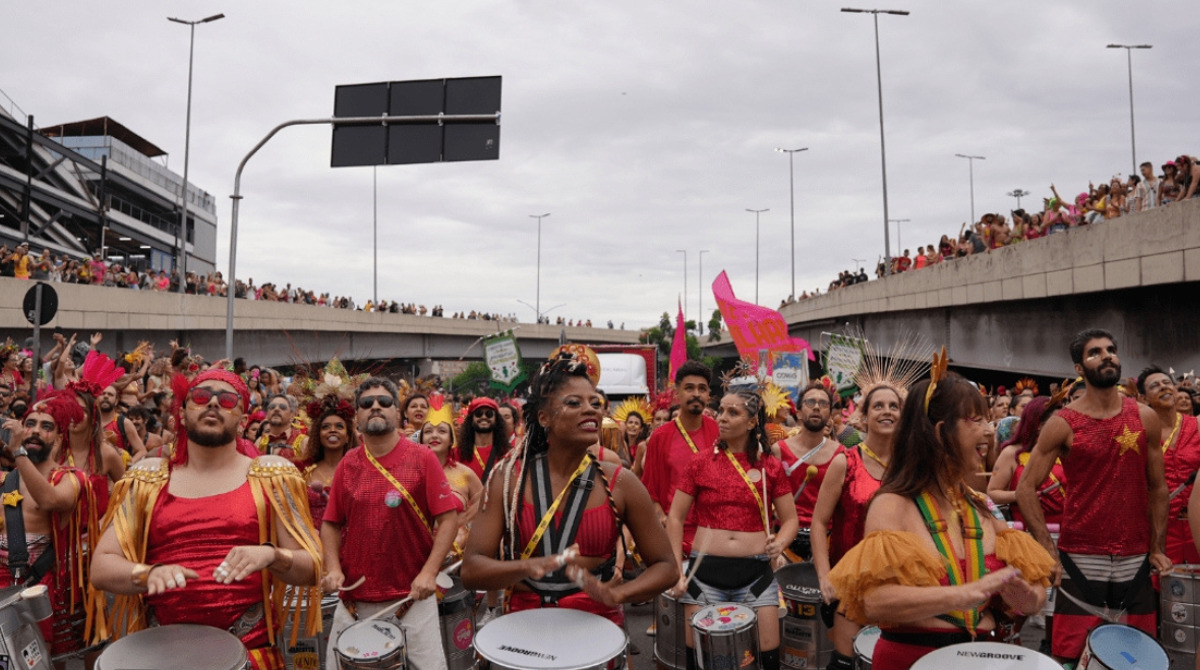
[473,408,496,418]
[188,387,241,410]
[266,402,290,411]
[357,394,396,410]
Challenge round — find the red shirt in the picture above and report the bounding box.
[1165,415,1200,521]
[778,440,844,526]
[677,450,790,533]
[642,416,718,552]
[324,439,462,602]
[1056,398,1150,556]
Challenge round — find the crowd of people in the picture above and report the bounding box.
[0,326,1191,669]
[773,153,1200,302]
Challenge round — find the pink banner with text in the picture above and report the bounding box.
[712,270,815,361]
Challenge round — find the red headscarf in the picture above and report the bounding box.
[25,389,85,437]
[169,368,257,466]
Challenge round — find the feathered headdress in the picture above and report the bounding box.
[924,346,950,414]
[68,351,125,398]
[0,338,17,359]
[1013,377,1039,397]
[24,389,85,434]
[612,396,653,426]
[849,329,934,402]
[122,341,152,368]
[762,382,793,418]
[425,393,456,431]
[298,358,365,403]
[1047,377,1077,410]
[720,360,764,393]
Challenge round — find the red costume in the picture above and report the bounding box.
[778,440,844,526]
[104,418,128,455]
[323,437,461,603]
[255,427,305,461]
[829,448,882,565]
[676,450,790,532]
[1052,398,1155,658]
[463,444,495,482]
[641,416,718,553]
[1163,414,1200,564]
[1009,451,1066,527]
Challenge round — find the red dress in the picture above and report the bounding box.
[829,448,881,565]
[1164,415,1200,564]
[1009,451,1066,527]
[778,440,844,526]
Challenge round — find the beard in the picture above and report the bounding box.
[98,400,114,412]
[21,437,51,464]
[1084,361,1122,389]
[186,415,237,447]
[361,415,395,436]
[472,420,494,434]
[803,414,828,433]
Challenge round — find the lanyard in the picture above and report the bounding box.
[363,444,431,533]
[1017,452,1066,499]
[520,455,594,560]
[674,417,700,454]
[915,490,986,633]
[1164,413,1183,453]
[724,450,768,533]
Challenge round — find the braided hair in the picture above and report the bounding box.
[714,389,772,465]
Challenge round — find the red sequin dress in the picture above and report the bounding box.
[1164,415,1200,564]
[1009,452,1066,527]
[829,448,882,565]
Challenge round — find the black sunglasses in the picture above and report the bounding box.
[473,408,496,418]
[357,394,396,410]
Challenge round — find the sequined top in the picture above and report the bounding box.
[1057,398,1149,555]
[1164,415,1200,521]
[778,440,845,526]
[829,448,882,565]
[677,450,790,532]
[518,467,621,558]
[1010,451,1066,526]
[642,416,719,554]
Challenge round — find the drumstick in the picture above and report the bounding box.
[793,465,819,501]
[680,533,713,593]
[1037,481,1063,498]
[338,576,366,592]
[442,560,463,575]
[1169,471,1199,500]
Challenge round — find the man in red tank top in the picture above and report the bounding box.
[773,381,842,561]
[1017,329,1169,662]
[1137,365,1200,564]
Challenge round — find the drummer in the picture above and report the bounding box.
[667,388,798,670]
[810,383,901,670]
[772,381,844,562]
[829,363,1052,670]
[89,368,323,670]
[462,349,677,624]
[1137,366,1200,565]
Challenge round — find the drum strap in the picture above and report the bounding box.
[1,471,54,586]
[524,454,595,561]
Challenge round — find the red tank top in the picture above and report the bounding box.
[1057,398,1150,555]
[1010,451,1066,526]
[1164,415,1200,521]
[517,467,621,558]
[778,439,845,526]
[829,448,881,565]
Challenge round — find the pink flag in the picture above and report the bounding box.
[668,298,688,383]
[711,270,815,360]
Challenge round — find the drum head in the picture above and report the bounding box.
[775,562,822,603]
[910,642,1060,669]
[337,620,405,661]
[1087,624,1169,670]
[474,609,626,670]
[690,604,756,633]
[853,626,880,661]
[97,624,247,670]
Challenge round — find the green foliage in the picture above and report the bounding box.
[707,309,723,342]
[451,361,492,394]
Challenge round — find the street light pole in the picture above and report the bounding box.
[888,218,910,250]
[530,213,550,321]
[168,12,224,294]
[698,249,710,334]
[955,153,986,224]
[1007,189,1030,210]
[746,209,769,303]
[842,7,908,276]
[1108,43,1152,175]
[775,147,808,299]
[675,249,688,325]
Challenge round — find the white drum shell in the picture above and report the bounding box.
[474,609,627,670]
[690,605,758,670]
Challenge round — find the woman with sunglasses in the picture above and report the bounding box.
[462,350,677,626]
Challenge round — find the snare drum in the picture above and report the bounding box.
[654,591,687,670]
[852,626,879,670]
[1160,562,1200,669]
[0,584,52,670]
[910,641,1060,668]
[335,620,407,670]
[437,577,476,670]
[1078,623,1169,670]
[96,624,249,670]
[473,608,627,670]
[690,604,758,670]
[775,562,830,669]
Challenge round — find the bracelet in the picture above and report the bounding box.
[131,563,159,588]
[263,543,294,572]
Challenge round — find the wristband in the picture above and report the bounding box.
[263,543,294,572]
[131,563,160,588]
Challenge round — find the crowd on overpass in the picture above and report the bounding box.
[777,153,1200,304]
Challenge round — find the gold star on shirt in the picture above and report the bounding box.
[1115,425,1142,456]
[1,491,24,507]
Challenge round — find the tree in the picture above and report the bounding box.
[707,309,724,342]
[451,361,492,394]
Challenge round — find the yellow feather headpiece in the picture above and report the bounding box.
[425,393,456,430]
[612,396,653,426]
[762,382,792,416]
[1047,377,1076,410]
[123,341,152,367]
[923,346,950,414]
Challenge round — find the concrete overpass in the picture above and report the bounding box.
[0,281,640,370]
[709,199,1200,379]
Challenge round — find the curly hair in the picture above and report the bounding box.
[303,395,356,463]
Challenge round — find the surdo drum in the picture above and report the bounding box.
[473,609,627,670]
[0,585,53,670]
[910,641,1060,669]
[281,588,339,670]
[95,624,249,670]
[335,620,407,670]
[689,604,758,670]
[1077,624,1168,670]
[1160,563,1200,669]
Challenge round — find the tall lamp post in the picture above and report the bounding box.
[775,147,808,299]
[1007,189,1030,210]
[888,218,910,250]
[746,208,769,303]
[1107,43,1152,176]
[530,212,550,320]
[167,12,224,293]
[954,153,986,224]
[698,249,710,335]
[675,249,688,325]
[842,7,908,276]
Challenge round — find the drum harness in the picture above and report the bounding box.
[2,471,56,586]
[515,454,618,605]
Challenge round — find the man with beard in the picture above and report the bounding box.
[0,391,95,657]
[321,377,460,670]
[1137,365,1200,565]
[98,384,146,462]
[772,381,843,562]
[255,392,305,459]
[89,369,323,670]
[457,397,511,483]
[1017,328,1168,662]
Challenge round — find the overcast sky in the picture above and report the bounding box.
[3,1,1193,331]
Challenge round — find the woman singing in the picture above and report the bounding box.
[667,388,798,670]
[830,359,1052,669]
